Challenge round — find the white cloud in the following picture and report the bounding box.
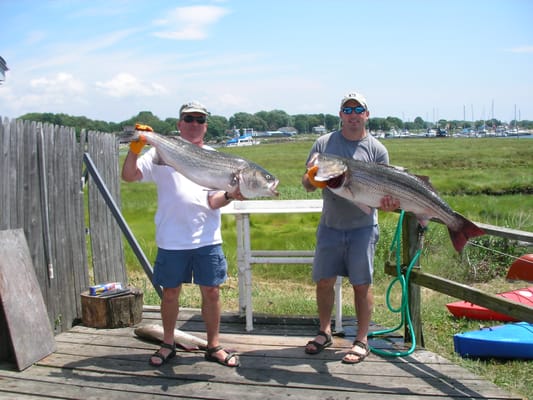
[506,45,533,53]
[1,73,87,116]
[31,72,85,93]
[95,73,167,98]
[153,6,229,40]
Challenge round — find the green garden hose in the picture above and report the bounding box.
[368,210,422,357]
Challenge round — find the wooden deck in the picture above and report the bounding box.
[0,306,522,400]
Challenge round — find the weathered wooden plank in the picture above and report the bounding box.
[87,131,126,286]
[0,229,56,370]
[0,366,474,400]
[41,122,61,331]
[476,221,533,243]
[385,262,533,322]
[27,122,48,308]
[0,116,8,229]
[34,351,516,399]
[60,124,82,328]
[0,391,53,400]
[75,129,90,316]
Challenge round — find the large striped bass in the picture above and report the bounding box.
[121,130,279,199]
[310,152,485,252]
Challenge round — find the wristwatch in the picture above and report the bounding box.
[224,191,233,201]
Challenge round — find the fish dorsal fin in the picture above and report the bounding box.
[414,174,436,192]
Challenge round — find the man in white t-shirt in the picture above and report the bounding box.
[122,101,241,368]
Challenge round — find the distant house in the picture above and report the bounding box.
[0,56,8,84]
[313,125,327,134]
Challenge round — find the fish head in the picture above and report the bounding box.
[236,164,279,199]
[310,153,348,188]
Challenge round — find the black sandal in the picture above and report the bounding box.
[149,342,176,367]
[305,330,332,354]
[341,340,370,364]
[205,345,240,367]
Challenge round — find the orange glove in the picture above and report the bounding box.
[307,165,328,189]
[129,123,152,154]
[129,134,147,154]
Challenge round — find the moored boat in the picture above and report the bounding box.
[453,322,533,359]
[506,254,533,282]
[446,287,533,321]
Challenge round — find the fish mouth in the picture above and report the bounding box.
[326,173,345,188]
[270,179,280,196]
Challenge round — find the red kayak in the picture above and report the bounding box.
[446,287,533,321]
[506,254,533,282]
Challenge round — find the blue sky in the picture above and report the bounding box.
[1,0,532,123]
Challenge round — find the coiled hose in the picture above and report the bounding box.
[368,210,422,357]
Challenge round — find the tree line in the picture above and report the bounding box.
[19,110,532,143]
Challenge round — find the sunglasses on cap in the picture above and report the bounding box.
[182,115,207,124]
[342,106,366,115]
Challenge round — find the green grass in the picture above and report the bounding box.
[120,137,532,399]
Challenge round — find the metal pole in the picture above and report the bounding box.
[83,153,162,299]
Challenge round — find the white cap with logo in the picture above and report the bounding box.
[340,92,368,110]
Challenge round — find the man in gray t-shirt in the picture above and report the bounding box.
[302,91,399,364]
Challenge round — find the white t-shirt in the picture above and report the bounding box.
[137,147,222,250]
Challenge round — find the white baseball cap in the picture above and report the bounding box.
[340,92,368,110]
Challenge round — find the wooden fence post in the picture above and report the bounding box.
[403,213,425,347]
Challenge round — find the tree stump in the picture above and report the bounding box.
[81,288,143,328]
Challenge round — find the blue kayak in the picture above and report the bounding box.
[454,322,533,359]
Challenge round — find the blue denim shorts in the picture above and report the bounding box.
[312,224,379,285]
[153,244,227,288]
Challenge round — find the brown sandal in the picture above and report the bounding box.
[205,345,240,367]
[305,331,332,354]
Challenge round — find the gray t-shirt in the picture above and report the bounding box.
[306,130,390,230]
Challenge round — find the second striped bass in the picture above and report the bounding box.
[310,152,485,252]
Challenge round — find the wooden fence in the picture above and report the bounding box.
[0,117,126,345]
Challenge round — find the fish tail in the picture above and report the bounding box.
[448,213,485,252]
[118,131,140,144]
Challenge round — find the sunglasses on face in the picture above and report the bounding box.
[182,115,207,124]
[342,106,366,115]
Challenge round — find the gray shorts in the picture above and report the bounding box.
[312,224,379,285]
[153,244,227,288]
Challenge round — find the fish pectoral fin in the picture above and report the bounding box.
[416,216,430,228]
[152,151,165,166]
[354,202,373,215]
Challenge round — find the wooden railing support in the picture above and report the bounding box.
[221,200,346,332]
[402,213,424,347]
